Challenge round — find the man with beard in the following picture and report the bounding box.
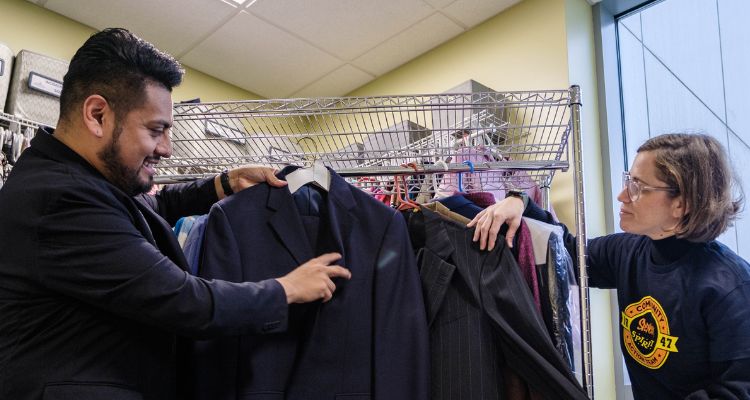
[0,28,350,400]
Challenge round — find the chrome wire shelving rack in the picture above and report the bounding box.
[156,86,593,397]
[156,89,571,196]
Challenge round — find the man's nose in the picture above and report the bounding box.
[156,131,172,158]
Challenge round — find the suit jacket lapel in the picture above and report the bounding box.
[417,208,461,326]
[325,172,356,268]
[417,248,456,326]
[267,186,315,266]
[423,207,487,303]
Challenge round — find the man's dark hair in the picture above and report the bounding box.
[59,28,184,124]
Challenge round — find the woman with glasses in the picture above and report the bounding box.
[468,133,749,399]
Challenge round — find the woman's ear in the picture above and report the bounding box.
[81,95,109,138]
[671,195,689,219]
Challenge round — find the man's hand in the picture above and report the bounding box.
[275,253,351,304]
[215,165,287,199]
[466,196,525,251]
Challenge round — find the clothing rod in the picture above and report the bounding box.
[153,160,569,184]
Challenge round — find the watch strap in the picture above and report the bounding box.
[506,190,529,210]
[220,169,234,196]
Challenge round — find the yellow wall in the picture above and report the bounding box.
[0,0,260,102]
[351,0,570,95]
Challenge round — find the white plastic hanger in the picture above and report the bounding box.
[285,159,331,193]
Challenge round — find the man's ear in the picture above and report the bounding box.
[81,95,109,138]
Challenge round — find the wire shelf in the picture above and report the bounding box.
[0,111,45,131]
[1,112,44,182]
[155,90,573,193]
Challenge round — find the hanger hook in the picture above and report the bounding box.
[296,136,318,168]
[463,160,475,173]
[457,160,474,193]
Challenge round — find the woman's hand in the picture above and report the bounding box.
[467,196,525,251]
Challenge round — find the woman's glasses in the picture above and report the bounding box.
[622,172,677,202]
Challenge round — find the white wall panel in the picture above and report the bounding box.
[618,22,649,167]
[718,0,750,144]
[641,0,725,119]
[644,52,728,149]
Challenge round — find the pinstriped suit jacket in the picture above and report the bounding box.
[410,208,588,400]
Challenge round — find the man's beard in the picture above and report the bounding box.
[98,123,153,196]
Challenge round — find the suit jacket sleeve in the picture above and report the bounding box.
[138,176,218,226]
[373,212,430,400]
[36,185,287,339]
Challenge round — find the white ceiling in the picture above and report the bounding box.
[27,0,522,98]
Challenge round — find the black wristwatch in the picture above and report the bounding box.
[506,190,529,210]
[220,169,234,196]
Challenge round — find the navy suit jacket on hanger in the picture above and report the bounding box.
[187,166,430,400]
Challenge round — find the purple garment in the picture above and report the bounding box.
[462,191,496,208]
[517,219,541,314]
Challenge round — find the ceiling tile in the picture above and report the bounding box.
[352,12,464,76]
[42,0,238,56]
[248,0,435,60]
[441,0,521,27]
[421,0,457,9]
[181,11,343,98]
[290,64,374,98]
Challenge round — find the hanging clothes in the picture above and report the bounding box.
[183,214,208,275]
[436,193,484,219]
[462,191,496,208]
[522,217,578,372]
[405,207,587,400]
[514,219,542,314]
[186,166,430,400]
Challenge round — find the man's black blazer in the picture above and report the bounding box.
[409,208,588,400]
[0,129,288,400]
[188,167,430,400]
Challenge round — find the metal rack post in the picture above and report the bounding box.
[569,85,593,398]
